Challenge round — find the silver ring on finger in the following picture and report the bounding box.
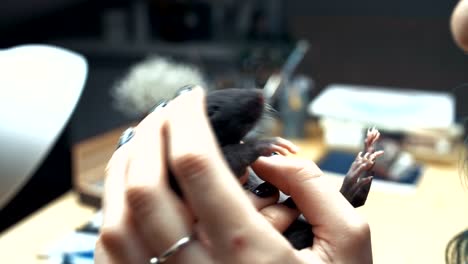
[149,234,195,263]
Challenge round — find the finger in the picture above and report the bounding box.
[168,88,297,262]
[95,239,112,264]
[259,202,301,233]
[251,155,365,237]
[272,137,300,154]
[125,109,207,263]
[265,145,289,156]
[100,133,149,263]
[127,186,209,263]
[166,87,262,242]
[246,181,300,233]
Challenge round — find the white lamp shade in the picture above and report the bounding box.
[0,44,88,209]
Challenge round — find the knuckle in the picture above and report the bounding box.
[172,152,213,181]
[276,247,298,263]
[294,161,323,181]
[126,186,156,217]
[346,216,371,242]
[99,226,125,252]
[225,228,251,255]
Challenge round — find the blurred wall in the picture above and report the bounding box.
[284,1,468,120]
[1,0,467,139]
[1,0,87,28]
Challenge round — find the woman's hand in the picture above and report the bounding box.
[251,156,373,263]
[95,86,372,264]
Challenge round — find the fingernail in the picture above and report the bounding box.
[175,84,196,97]
[148,100,169,114]
[282,197,297,209]
[252,182,278,198]
[117,127,134,149]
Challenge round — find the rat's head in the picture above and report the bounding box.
[206,88,264,146]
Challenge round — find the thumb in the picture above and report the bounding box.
[251,155,364,234]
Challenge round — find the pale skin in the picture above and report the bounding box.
[451,0,468,52]
[95,87,372,264]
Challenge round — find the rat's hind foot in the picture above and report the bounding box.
[340,151,383,207]
[340,128,384,207]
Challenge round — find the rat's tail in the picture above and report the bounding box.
[111,56,208,117]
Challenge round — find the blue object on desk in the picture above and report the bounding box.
[62,251,94,264]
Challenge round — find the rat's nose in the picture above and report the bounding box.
[257,91,264,105]
[245,89,264,107]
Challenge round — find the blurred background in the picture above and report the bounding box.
[1,0,468,231]
[2,0,467,142]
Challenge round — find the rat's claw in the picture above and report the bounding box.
[370,150,385,161]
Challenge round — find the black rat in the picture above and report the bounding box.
[167,87,383,250]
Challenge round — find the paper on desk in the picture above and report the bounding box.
[38,211,102,264]
[309,84,455,130]
[38,232,96,264]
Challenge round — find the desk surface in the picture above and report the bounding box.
[0,128,467,264]
[0,192,96,263]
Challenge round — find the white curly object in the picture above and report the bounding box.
[112,56,208,117]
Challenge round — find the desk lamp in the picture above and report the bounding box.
[0,44,87,209]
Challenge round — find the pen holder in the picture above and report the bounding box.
[278,75,313,139]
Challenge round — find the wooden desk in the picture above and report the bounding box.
[0,126,467,264]
[0,192,96,264]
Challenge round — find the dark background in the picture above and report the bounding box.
[1,0,467,231]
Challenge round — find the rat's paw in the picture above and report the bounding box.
[252,137,299,157]
[340,150,383,207]
[339,128,384,207]
[344,176,373,208]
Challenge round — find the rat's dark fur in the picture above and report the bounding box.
[207,88,265,146]
[169,87,374,250]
